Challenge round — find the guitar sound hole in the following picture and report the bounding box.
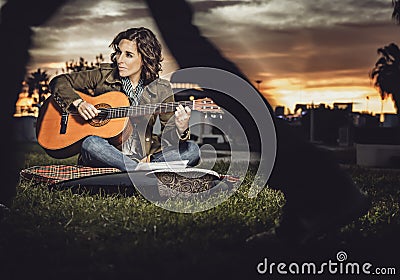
[88,103,111,127]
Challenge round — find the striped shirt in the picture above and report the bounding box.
[121,77,144,158]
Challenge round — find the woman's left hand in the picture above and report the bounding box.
[175,104,191,134]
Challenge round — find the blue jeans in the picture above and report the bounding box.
[79,135,200,171]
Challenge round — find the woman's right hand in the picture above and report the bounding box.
[73,99,100,120]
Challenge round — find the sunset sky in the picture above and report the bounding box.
[21,0,400,114]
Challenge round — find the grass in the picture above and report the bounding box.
[1,143,400,279]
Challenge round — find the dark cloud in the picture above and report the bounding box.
[306,0,389,14]
[355,0,390,9]
[122,6,151,18]
[195,17,400,95]
[31,32,63,49]
[29,54,67,65]
[188,0,247,13]
[42,17,87,28]
[43,6,150,28]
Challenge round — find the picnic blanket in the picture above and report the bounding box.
[20,164,239,197]
[20,164,120,185]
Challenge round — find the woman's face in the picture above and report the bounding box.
[116,39,143,81]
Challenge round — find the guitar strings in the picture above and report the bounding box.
[101,101,219,119]
[70,100,220,119]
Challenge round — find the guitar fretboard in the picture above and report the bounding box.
[98,101,194,119]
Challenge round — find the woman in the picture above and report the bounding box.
[49,27,200,171]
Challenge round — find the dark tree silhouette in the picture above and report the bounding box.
[26,68,50,102]
[370,42,400,114]
[145,0,264,153]
[0,0,67,208]
[145,0,370,244]
[64,54,104,73]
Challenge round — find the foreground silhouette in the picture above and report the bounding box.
[145,0,371,244]
[0,0,67,209]
[0,0,370,249]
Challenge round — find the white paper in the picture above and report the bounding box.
[134,160,189,171]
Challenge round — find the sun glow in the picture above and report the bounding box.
[260,78,397,115]
[44,62,66,70]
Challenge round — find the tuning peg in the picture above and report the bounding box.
[204,113,208,119]
[211,114,216,119]
[219,114,223,119]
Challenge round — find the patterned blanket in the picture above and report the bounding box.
[20,164,121,184]
[19,164,240,197]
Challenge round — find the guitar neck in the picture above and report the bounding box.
[100,101,194,119]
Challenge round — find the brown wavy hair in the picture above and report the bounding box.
[110,27,163,85]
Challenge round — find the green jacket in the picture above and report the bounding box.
[49,63,182,156]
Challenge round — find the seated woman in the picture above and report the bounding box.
[49,27,200,171]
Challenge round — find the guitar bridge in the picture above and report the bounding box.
[60,112,69,134]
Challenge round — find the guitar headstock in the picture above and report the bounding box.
[193,97,224,119]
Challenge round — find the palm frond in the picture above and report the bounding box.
[370,43,400,112]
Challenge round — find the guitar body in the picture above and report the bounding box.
[36,91,222,159]
[36,91,131,159]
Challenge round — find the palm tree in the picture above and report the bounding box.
[370,43,400,114]
[393,0,400,24]
[26,68,50,102]
[65,54,104,73]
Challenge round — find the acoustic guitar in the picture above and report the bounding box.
[36,91,223,159]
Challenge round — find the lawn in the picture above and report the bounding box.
[0,143,399,280]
